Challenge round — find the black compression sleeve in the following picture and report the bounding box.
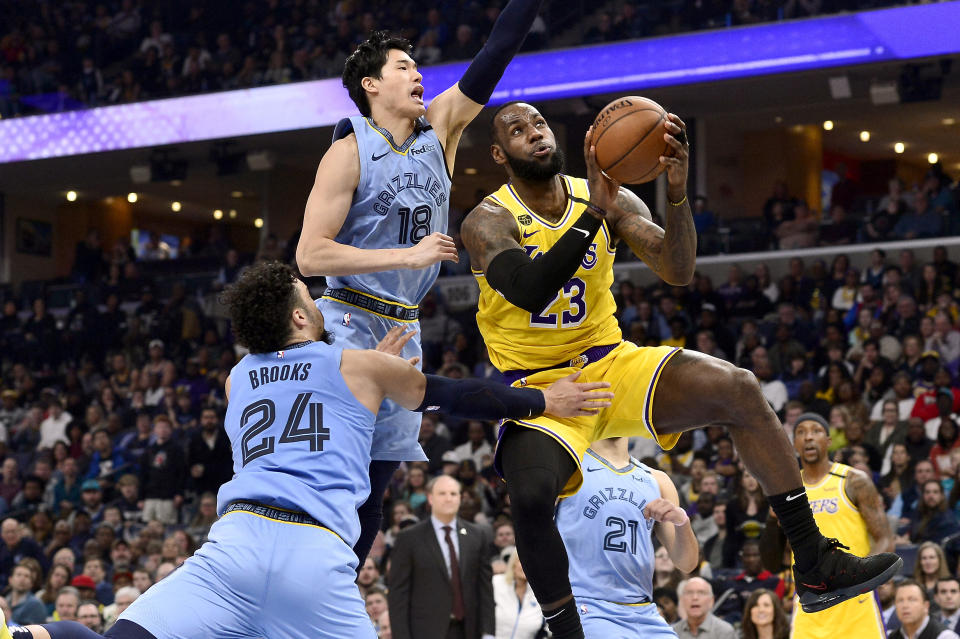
[458,0,544,104]
[485,210,603,313]
[415,375,546,420]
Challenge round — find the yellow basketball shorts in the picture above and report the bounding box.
[494,341,682,497]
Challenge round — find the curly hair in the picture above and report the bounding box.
[221,261,301,353]
[342,30,413,117]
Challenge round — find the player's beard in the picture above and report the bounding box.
[507,147,565,182]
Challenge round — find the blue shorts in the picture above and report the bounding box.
[119,511,375,639]
[317,297,426,462]
[577,598,678,639]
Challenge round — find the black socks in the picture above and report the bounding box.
[543,598,585,639]
[768,488,823,573]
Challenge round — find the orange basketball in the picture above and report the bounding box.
[592,96,671,184]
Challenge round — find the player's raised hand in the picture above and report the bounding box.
[660,113,690,195]
[541,370,614,418]
[583,125,620,215]
[643,498,690,527]
[406,232,459,269]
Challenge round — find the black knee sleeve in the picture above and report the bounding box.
[499,425,578,604]
[353,460,400,568]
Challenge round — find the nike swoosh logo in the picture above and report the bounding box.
[801,582,828,591]
[585,467,604,472]
[522,230,540,238]
[371,151,389,161]
[573,228,589,238]
[857,596,869,604]
[785,491,805,502]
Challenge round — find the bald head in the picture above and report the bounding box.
[1,519,20,547]
[427,474,462,523]
[681,577,715,622]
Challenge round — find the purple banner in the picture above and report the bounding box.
[1,2,958,164]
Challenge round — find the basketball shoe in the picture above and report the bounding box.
[795,537,903,613]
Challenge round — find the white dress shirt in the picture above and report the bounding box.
[431,515,462,576]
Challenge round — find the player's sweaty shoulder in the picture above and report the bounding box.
[461,198,521,272]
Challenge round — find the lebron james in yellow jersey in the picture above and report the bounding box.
[460,102,901,639]
[764,413,894,639]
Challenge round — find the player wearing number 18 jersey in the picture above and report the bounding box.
[297,0,550,567]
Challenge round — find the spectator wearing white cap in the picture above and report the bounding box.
[139,340,175,389]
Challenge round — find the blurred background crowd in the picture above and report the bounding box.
[0,0,936,117]
[0,0,959,638]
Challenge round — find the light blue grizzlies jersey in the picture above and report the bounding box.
[556,449,662,604]
[217,341,375,547]
[326,115,451,306]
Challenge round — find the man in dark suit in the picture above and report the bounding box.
[388,474,495,639]
[936,577,960,634]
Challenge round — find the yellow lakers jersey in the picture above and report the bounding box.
[791,462,885,639]
[474,175,622,372]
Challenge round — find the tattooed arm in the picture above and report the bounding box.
[605,113,697,285]
[460,199,524,275]
[461,194,603,313]
[845,468,895,554]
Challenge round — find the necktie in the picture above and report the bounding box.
[443,525,465,621]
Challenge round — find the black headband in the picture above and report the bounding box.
[795,412,829,434]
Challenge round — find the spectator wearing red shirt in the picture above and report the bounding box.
[912,377,960,423]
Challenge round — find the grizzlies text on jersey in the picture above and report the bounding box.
[556,450,679,639]
[556,450,661,604]
[327,115,451,307]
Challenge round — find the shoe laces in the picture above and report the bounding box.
[823,538,850,553]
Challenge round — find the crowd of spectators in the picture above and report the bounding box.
[2,215,960,635]
[691,165,960,255]
[0,0,936,117]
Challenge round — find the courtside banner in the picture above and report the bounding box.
[1,2,958,163]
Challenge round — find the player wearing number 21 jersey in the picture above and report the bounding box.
[556,437,697,638]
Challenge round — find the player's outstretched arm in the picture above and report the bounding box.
[427,0,545,171]
[844,468,895,554]
[340,349,612,419]
[647,469,699,574]
[296,136,458,276]
[605,114,697,285]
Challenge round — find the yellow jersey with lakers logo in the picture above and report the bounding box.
[476,175,682,498]
[791,462,886,639]
[474,175,622,372]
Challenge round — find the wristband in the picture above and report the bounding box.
[668,194,688,207]
[567,195,607,218]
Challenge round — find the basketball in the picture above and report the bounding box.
[592,96,671,184]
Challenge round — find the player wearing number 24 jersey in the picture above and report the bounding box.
[1,262,612,639]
